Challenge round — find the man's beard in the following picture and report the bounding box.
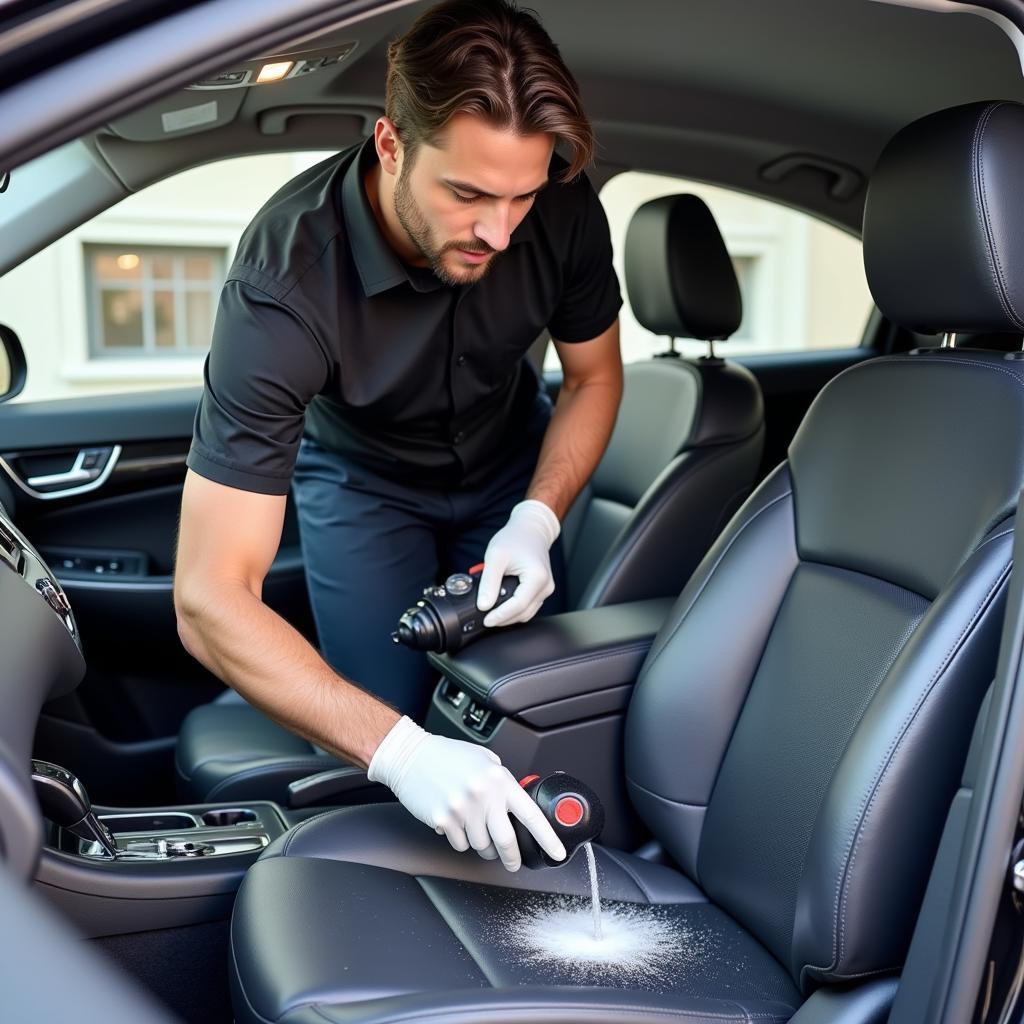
[393,162,501,286]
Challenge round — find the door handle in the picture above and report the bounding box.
[5,445,121,500]
[27,450,105,488]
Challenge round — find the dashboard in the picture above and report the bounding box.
[0,503,85,878]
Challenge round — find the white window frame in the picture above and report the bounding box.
[86,243,225,359]
[54,206,248,384]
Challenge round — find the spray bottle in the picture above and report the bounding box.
[512,771,605,868]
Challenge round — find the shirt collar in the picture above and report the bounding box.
[341,137,537,299]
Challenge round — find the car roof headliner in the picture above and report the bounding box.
[11,0,1024,248]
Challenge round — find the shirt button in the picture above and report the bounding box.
[456,354,467,367]
[453,432,465,445]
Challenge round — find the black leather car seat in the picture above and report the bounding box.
[227,101,1024,1024]
[176,195,764,804]
[563,192,764,609]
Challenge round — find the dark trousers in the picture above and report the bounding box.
[292,433,566,721]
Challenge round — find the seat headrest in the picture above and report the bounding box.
[864,101,1024,335]
[624,194,742,342]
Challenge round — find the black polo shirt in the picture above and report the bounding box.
[187,138,621,494]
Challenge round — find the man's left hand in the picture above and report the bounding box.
[477,499,560,627]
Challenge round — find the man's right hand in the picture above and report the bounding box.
[367,716,566,872]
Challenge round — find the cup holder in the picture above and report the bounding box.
[200,808,258,828]
[100,812,197,834]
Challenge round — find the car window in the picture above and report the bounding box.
[554,170,874,368]
[0,150,333,402]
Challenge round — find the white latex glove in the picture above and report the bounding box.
[367,716,566,872]
[477,499,560,628]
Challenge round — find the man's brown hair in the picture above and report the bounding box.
[385,0,593,181]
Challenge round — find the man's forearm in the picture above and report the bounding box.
[176,582,398,769]
[526,374,622,520]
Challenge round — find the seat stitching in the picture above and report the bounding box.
[837,562,1011,965]
[596,846,655,902]
[204,758,335,801]
[824,965,902,983]
[973,102,1024,330]
[879,353,1024,386]
[971,104,1014,328]
[644,485,794,666]
[414,876,502,987]
[626,776,708,809]
[803,559,1010,980]
[974,528,1015,552]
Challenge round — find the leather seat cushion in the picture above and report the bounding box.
[175,699,337,803]
[230,805,802,1024]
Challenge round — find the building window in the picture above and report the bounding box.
[86,244,225,357]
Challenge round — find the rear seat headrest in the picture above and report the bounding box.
[864,100,1024,335]
[624,194,742,342]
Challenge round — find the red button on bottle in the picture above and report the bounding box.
[554,797,584,827]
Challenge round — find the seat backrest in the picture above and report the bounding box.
[624,101,1024,994]
[564,194,764,609]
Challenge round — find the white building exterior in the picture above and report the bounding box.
[1,153,873,404]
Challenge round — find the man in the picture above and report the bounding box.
[174,0,622,871]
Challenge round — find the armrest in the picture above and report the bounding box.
[428,597,673,721]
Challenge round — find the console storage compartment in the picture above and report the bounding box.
[426,597,672,848]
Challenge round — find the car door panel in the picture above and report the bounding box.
[0,388,314,804]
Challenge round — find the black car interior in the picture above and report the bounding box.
[173,191,765,808]
[0,96,1022,1023]
[4,0,1024,1019]
[220,100,1024,1023]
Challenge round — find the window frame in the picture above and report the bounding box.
[85,242,225,360]
[52,207,241,385]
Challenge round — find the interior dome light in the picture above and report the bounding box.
[256,61,294,84]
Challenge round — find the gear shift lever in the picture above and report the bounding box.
[31,759,118,858]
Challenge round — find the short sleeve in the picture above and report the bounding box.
[546,177,623,343]
[187,280,329,495]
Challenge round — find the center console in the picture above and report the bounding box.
[425,596,674,850]
[30,758,290,937]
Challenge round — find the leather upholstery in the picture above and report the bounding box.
[230,101,1024,1023]
[231,805,799,1024]
[789,351,1024,599]
[628,350,1020,984]
[231,347,1019,1024]
[864,101,1024,334]
[176,197,764,803]
[624,194,742,340]
[174,691,333,804]
[568,356,764,609]
[428,598,671,718]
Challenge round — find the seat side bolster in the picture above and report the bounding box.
[625,465,799,878]
[793,532,1013,987]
